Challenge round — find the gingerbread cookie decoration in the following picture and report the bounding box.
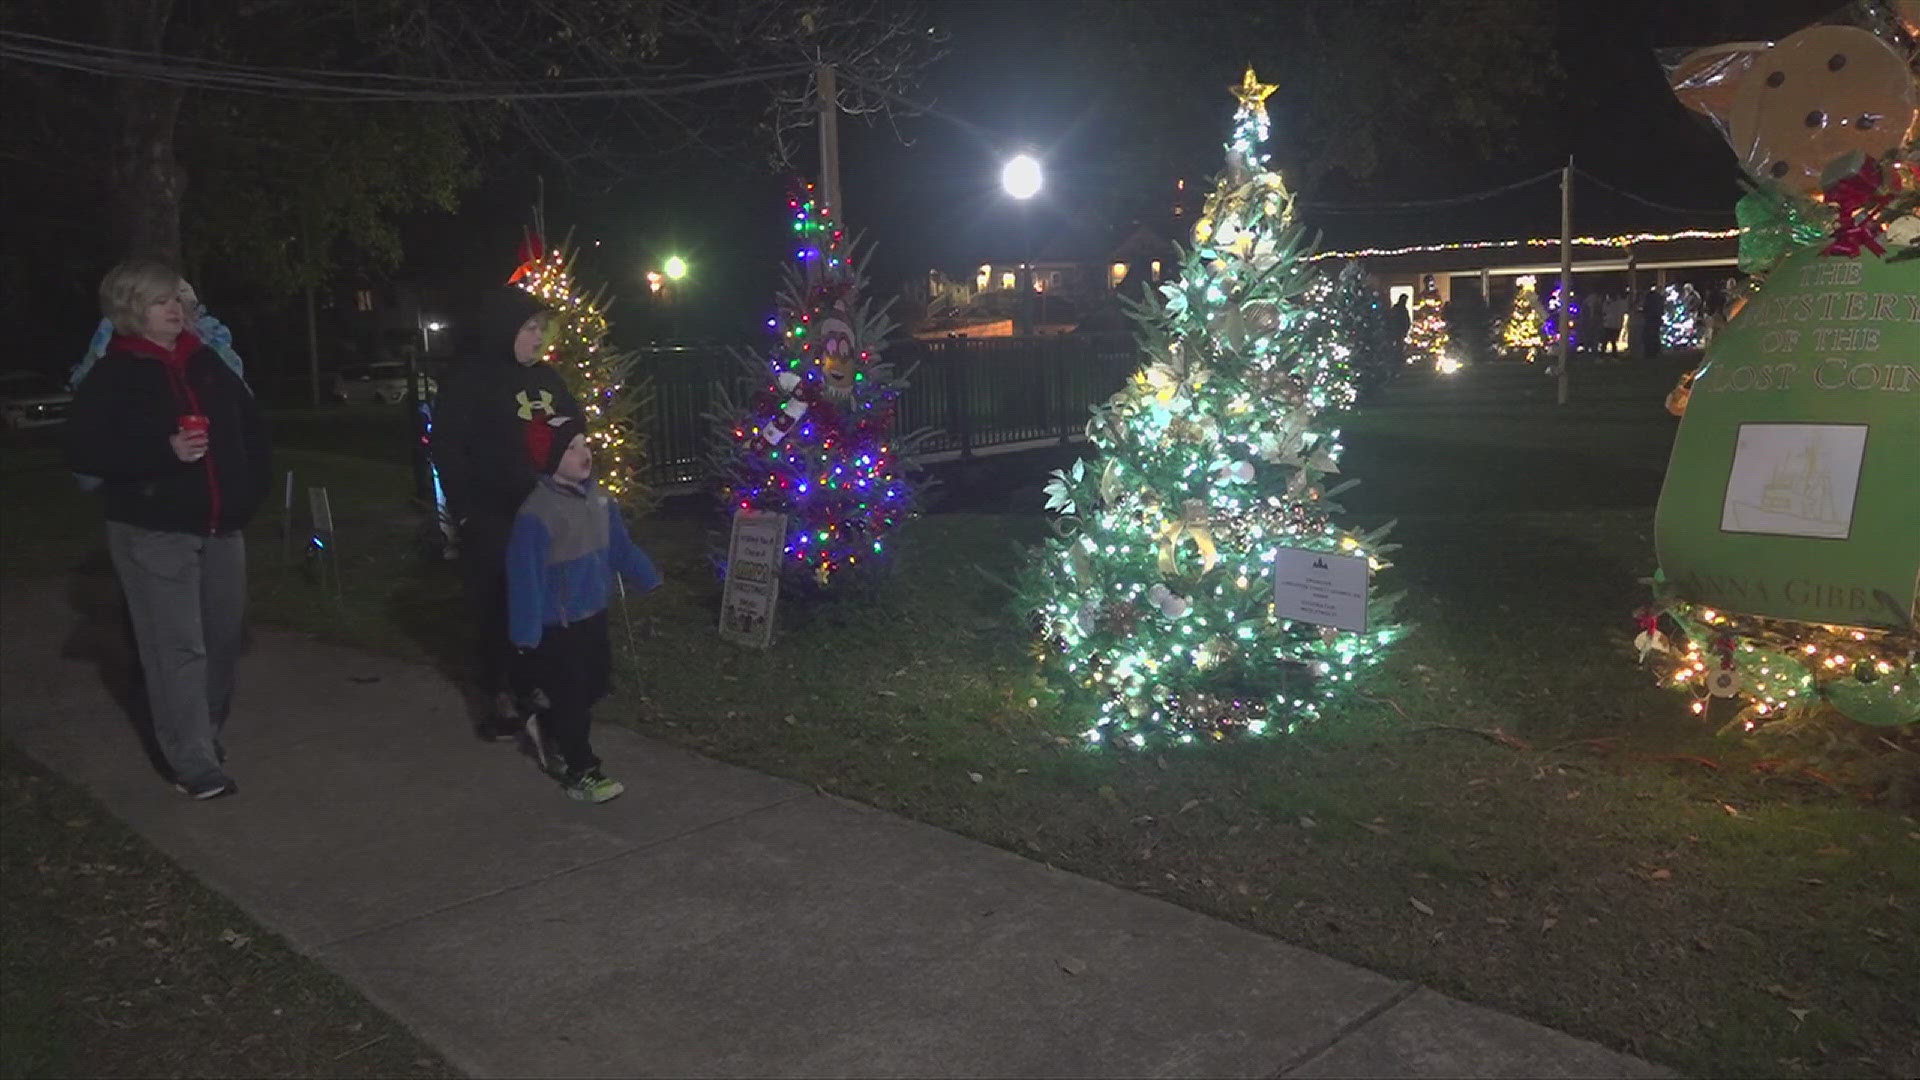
[1671,25,1918,196]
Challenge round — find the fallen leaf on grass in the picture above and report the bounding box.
[782,715,796,725]
[1541,917,1559,932]
[1648,868,1673,881]
[1297,815,1318,829]
[876,689,898,697]
[1409,897,1435,916]
[1813,846,1851,857]
[1485,916,1509,927]
[1358,820,1391,836]
[1058,958,1088,976]
[217,928,251,950]
[1178,799,1201,815]
[1788,1008,1810,1024]
[967,771,983,784]
[1865,927,1891,941]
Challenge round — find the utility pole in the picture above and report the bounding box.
[816,65,843,221]
[1557,156,1573,406]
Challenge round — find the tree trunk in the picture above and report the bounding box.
[105,0,187,264]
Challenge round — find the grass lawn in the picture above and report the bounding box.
[4,360,1916,1078]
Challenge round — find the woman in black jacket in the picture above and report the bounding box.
[66,258,270,800]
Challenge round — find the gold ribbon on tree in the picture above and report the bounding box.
[1156,498,1220,576]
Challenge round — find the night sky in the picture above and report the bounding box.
[6,0,1850,357]
[493,0,1839,343]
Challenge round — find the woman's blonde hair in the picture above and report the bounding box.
[99,258,183,335]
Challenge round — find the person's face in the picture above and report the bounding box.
[555,433,592,483]
[142,290,186,344]
[513,314,549,365]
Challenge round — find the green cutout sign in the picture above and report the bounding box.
[1654,248,1920,630]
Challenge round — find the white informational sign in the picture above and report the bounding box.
[1272,545,1370,633]
[718,509,787,649]
[1720,422,1867,540]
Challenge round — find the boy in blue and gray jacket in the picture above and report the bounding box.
[506,414,661,803]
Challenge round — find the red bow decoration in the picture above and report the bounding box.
[1823,157,1899,258]
[1633,607,1661,633]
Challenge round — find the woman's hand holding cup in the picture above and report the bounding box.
[171,414,209,463]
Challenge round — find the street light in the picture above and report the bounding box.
[1000,154,1042,200]
[1000,154,1043,334]
[664,255,689,281]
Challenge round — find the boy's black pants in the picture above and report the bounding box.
[517,611,612,777]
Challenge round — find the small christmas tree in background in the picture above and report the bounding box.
[1661,283,1704,350]
[1543,286,1579,351]
[1404,275,1450,370]
[1501,275,1547,361]
[511,234,652,512]
[1018,68,1403,748]
[1326,261,1399,402]
[710,181,924,590]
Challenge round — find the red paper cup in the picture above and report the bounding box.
[178,414,209,435]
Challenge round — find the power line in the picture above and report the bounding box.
[0,30,811,103]
[1297,169,1563,213]
[1573,167,1735,218]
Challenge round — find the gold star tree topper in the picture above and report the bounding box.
[1232,66,1277,113]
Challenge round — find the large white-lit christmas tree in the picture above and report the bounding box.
[1019,68,1403,748]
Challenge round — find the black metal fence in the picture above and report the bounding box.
[632,333,1138,488]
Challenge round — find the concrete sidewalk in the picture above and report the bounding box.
[1,573,1672,1079]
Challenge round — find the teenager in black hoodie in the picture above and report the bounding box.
[66,258,270,800]
[432,286,580,738]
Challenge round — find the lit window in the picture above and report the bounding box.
[976,264,991,291]
[355,290,374,312]
[1001,270,1016,291]
[1110,262,1128,287]
[1150,260,1162,279]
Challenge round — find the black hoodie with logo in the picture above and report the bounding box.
[432,287,581,525]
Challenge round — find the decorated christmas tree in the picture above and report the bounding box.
[1543,286,1579,351]
[1018,69,1403,748]
[710,181,923,590]
[1660,283,1704,350]
[1404,275,1450,370]
[1326,261,1399,401]
[510,235,652,511]
[1501,275,1547,361]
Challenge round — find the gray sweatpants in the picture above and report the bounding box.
[106,522,247,786]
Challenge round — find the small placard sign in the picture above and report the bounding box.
[718,509,787,649]
[1273,545,1370,633]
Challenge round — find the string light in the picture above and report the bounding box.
[1310,228,1743,262]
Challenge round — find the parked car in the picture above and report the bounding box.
[0,370,73,433]
[330,362,435,405]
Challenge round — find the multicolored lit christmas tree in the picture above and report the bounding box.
[1018,68,1403,748]
[1501,275,1547,361]
[710,182,923,590]
[1660,283,1704,350]
[1543,286,1579,351]
[510,235,652,511]
[1404,275,1450,370]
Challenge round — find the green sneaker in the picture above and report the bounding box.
[562,769,625,804]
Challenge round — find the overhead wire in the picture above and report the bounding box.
[0,29,812,103]
[1573,167,1736,217]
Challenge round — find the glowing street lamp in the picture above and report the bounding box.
[664,255,689,281]
[1000,154,1042,200]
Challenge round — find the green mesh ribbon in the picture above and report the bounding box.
[1736,186,1834,276]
